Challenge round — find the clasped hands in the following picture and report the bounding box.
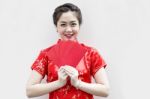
[58,65,80,88]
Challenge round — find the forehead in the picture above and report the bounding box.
[58,11,78,22]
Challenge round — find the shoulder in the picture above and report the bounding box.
[80,43,99,53]
[40,44,57,55]
[41,39,62,53]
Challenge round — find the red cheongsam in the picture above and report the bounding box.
[31,40,107,99]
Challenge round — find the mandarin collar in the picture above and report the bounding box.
[57,39,79,44]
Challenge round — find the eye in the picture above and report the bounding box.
[71,23,77,27]
[60,24,66,27]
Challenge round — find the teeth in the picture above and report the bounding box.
[65,34,74,38]
[66,34,72,36]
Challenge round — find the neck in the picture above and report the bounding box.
[60,38,78,42]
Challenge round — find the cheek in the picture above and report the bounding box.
[72,26,80,32]
[73,28,80,34]
[73,30,79,35]
[57,28,64,34]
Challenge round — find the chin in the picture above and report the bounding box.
[62,38,77,41]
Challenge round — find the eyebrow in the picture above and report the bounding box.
[60,21,77,23]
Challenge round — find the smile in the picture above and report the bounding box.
[64,34,74,38]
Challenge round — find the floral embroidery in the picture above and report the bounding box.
[31,43,106,99]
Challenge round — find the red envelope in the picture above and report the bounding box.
[47,40,87,67]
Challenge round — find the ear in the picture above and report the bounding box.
[56,28,58,33]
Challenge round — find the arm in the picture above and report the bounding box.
[77,67,110,97]
[63,66,110,97]
[26,68,68,98]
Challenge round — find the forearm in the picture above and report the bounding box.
[78,80,109,97]
[26,80,63,98]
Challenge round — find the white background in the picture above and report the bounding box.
[0,0,150,99]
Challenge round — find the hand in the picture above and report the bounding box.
[57,67,68,87]
[62,65,80,88]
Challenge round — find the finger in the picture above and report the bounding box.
[58,69,63,73]
[66,67,76,73]
[59,67,64,71]
[65,70,74,77]
[59,67,66,73]
[63,66,74,72]
[63,73,68,78]
[60,66,67,70]
[62,66,78,76]
[64,68,74,74]
[61,73,68,79]
[65,69,78,75]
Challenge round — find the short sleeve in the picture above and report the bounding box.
[90,48,107,76]
[31,50,48,78]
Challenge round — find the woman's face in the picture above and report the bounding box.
[56,11,80,41]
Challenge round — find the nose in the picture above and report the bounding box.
[65,26,72,33]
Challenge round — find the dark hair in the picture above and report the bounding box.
[53,3,82,26]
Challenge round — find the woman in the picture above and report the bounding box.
[26,3,109,99]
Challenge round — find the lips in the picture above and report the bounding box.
[64,34,74,39]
